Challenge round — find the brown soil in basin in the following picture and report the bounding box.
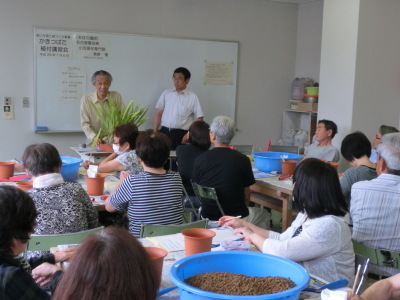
[184,272,295,296]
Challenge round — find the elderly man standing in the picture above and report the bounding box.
[80,70,125,145]
[192,116,270,228]
[304,119,340,162]
[351,132,400,276]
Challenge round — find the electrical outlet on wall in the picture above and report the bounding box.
[4,97,11,106]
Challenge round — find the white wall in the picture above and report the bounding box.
[295,0,324,82]
[318,0,360,159]
[319,0,400,170]
[0,0,298,160]
[352,0,400,135]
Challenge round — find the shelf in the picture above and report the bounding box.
[282,109,317,145]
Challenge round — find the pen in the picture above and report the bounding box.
[224,215,242,222]
[219,216,242,228]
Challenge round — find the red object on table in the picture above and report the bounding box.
[279,174,292,180]
[265,140,271,152]
[9,174,30,182]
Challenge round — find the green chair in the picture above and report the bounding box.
[182,210,192,223]
[191,182,225,220]
[352,240,400,270]
[139,220,208,238]
[182,185,200,222]
[23,226,104,258]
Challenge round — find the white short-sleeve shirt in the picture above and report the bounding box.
[155,88,203,130]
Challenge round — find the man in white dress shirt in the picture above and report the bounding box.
[351,132,400,276]
[153,67,203,150]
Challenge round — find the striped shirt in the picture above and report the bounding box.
[351,173,400,276]
[109,171,184,237]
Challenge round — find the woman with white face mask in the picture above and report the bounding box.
[83,124,143,178]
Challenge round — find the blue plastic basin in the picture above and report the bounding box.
[252,152,302,173]
[169,251,310,300]
[60,156,82,181]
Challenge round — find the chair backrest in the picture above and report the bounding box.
[139,220,208,238]
[182,185,200,221]
[354,254,370,295]
[24,226,104,258]
[191,182,226,218]
[232,145,254,156]
[269,145,300,154]
[352,239,400,269]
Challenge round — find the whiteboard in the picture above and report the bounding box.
[34,28,238,132]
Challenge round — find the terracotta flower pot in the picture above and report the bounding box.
[17,180,33,191]
[181,228,216,256]
[145,247,168,287]
[98,144,113,152]
[327,161,340,171]
[85,174,106,196]
[0,162,15,180]
[281,160,297,176]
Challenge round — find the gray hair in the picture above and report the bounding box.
[379,124,399,136]
[210,116,235,144]
[377,133,400,172]
[91,70,113,85]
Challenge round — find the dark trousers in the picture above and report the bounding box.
[160,126,188,150]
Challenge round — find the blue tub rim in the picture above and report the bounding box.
[169,251,310,299]
[251,152,302,161]
[60,156,83,164]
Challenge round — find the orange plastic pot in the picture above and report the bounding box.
[17,180,33,191]
[327,162,340,171]
[145,247,168,287]
[0,162,15,180]
[181,228,216,256]
[98,144,113,152]
[281,160,297,176]
[85,174,106,196]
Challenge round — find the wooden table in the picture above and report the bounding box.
[250,176,294,231]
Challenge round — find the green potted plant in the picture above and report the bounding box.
[91,100,149,150]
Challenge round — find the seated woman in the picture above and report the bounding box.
[176,120,211,207]
[106,130,184,237]
[52,227,158,300]
[83,124,143,177]
[340,131,377,204]
[22,143,98,256]
[0,186,74,300]
[219,158,354,284]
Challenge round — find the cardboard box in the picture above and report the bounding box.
[295,102,318,112]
